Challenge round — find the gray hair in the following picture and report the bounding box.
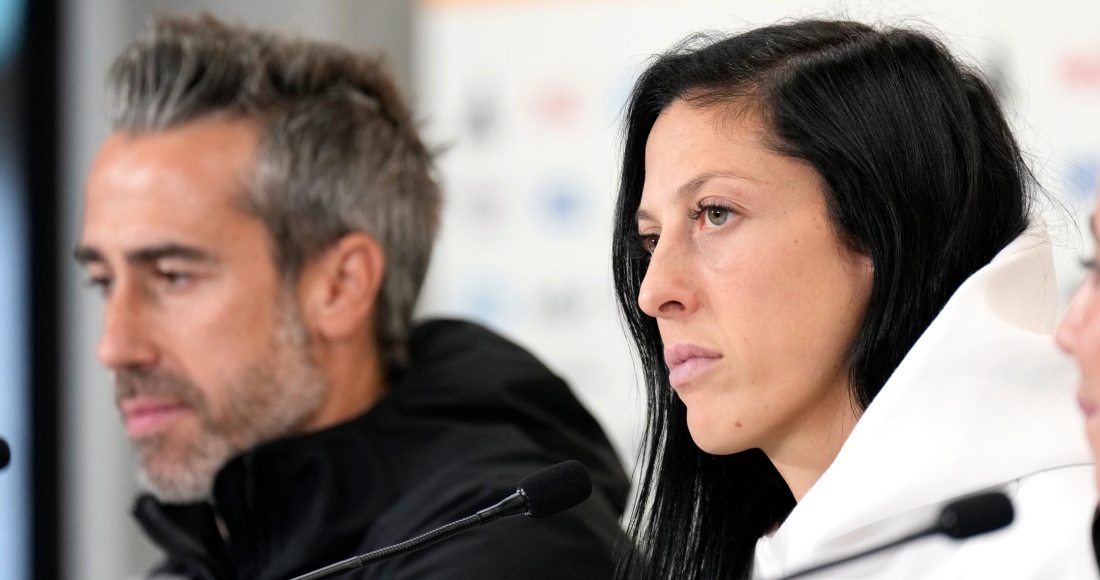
[106,14,441,369]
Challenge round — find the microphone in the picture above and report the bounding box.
[773,491,1013,580]
[0,437,9,470]
[290,460,593,580]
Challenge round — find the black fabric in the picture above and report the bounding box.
[1093,508,1100,572]
[133,319,630,580]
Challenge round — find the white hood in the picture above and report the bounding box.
[754,231,1095,578]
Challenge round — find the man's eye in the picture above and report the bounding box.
[157,270,192,287]
[640,235,659,254]
[85,275,112,293]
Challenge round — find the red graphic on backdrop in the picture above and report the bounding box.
[530,83,584,130]
[1062,50,1100,90]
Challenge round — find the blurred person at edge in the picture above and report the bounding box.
[611,20,1097,580]
[1056,193,1100,566]
[74,14,628,580]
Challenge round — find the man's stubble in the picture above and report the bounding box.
[116,299,326,503]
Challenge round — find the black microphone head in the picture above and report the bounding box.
[517,460,592,518]
[936,491,1014,539]
[0,437,9,470]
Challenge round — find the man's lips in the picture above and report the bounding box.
[664,343,722,388]
[119,398,189,438]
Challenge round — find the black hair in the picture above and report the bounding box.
[612,20,1032,580]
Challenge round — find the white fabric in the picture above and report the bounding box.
[753,231,1099,579]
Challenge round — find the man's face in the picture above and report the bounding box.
[78,118,326,502]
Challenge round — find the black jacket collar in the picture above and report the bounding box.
[132,319,630,580]
[213,412,398,579]
[135,409,398,580]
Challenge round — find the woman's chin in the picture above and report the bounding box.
[686,411,752,455]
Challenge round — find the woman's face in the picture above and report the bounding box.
[636,99,873,457]
[1055,212,1100,490]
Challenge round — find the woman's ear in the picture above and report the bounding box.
[297,233,386,342]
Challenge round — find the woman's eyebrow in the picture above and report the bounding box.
[674,173,716,205]
[676,172,755,204]
[636,172,756,223]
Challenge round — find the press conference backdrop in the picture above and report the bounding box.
[53,1,1100,580]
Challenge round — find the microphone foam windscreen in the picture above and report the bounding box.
[518,460,592,518]
[937,491,1014,539]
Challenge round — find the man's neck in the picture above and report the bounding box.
[304,338,389,432]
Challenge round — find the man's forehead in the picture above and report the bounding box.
[91,119,259,195]
[81,119,269,260]
[87,120,261,206]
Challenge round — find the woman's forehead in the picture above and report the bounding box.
[637,102,822,219]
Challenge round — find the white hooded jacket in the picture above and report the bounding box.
[753,232,1098,579]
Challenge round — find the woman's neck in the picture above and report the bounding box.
[763,379,862,502]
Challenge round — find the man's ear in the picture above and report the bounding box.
[297,233,385,342]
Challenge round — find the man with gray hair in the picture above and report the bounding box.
[75,14,628,579]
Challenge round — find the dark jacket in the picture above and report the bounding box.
[1093,509,1100,571]
[134,319,630,580]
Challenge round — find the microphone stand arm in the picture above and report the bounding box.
[289,492,528,580]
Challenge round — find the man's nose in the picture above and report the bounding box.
[637,237,699,319]
[96,283,158,369]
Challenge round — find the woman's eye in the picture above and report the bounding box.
[641,235,659,254]
[704,207,731,227]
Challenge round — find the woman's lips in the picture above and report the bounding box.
[664,343,723,388]
[120,398,189,438]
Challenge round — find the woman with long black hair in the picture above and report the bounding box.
[613,20,1097,579]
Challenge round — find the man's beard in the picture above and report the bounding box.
[115,303,326,503]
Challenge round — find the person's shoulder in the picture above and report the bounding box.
[385,317,631,516]
[355,459,625,580]
[404,318,556,379]
[392,317,574,419]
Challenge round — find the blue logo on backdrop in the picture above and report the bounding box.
[1067,155,1099,209]
[460,276,512,329]
[536,178,586,229]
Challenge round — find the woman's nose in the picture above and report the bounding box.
[637,237,699,319]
